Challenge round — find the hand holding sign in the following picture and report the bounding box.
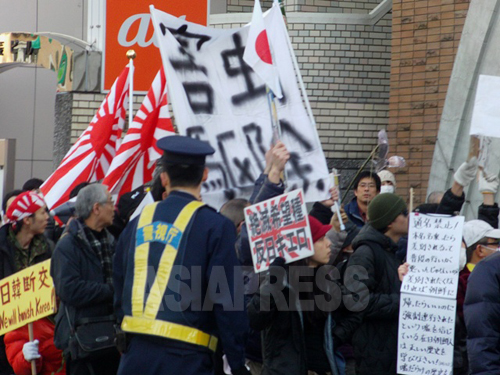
[478,170,499,194]
[23,339,41,361]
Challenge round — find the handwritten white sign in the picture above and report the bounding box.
[402,213,464,298]
[397,294,456,375]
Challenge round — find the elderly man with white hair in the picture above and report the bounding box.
[50,183,120,375]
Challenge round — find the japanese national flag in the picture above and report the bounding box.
[243,0,283,98]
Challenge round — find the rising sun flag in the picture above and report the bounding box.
[40,65,130,210]
[102,68,175,200]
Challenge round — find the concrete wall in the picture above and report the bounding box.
[0,0,86,189]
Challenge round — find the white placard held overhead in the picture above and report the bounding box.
[470,74,500,138]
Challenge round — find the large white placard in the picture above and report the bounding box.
[470,74,500,138]
[244,189,313,273]
[397,294,456,375]
[402,213,464,298]
[150,4,330,208]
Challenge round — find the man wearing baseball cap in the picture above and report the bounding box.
[0,191,53,375]
[337,193,408,375]
[463,220,500,374]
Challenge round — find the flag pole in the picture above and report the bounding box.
[275,2,316,128]
[266,87,288,188]
[126,50,136,129]
[28,323,37,375]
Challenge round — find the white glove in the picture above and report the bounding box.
[23,340,41,362]
[479,171,499,194]
[454,157,478,187]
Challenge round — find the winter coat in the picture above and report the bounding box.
[336,224,401,375]
[464,252,500,374]
[478,203,499,228]
[4,318,65,375]
[0,224,53,375]
[248,266,345,375]
[343,198,365,228]
[436,188,464,215]
[50,219,115,353]
[236,175,285,364]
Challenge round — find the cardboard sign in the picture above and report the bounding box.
[104,0,208,91]
[244,189,314,273]
[0,260,56,335]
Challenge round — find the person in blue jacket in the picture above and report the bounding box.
[343,171,381,228]
[113,135,250,375]
[464,250,500,374]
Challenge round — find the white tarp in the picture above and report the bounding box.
[150,3,330,208]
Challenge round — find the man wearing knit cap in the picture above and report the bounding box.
[336,193,407,375]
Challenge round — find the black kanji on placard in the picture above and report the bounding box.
[221,33,266,106]
[170,48,208,75]
[183,82,214,114]
[243,123,267,171]
[161,24,211,51]
[217,130,256,186]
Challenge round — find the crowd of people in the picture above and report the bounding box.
[0,135,497,375]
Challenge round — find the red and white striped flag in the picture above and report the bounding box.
[40,65,130,210]
[102,68,174,199]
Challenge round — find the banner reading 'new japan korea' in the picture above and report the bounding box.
[150,3,330,208]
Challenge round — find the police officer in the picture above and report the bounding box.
[113,135,250,375]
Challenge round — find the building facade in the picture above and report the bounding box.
[0,0,474,208]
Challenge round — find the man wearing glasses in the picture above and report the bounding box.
[344,171,382,228]
[335,193,408,375]
[463,220,500,375]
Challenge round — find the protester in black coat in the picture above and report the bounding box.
[51,184,119,375]
[336,194,407,375]
[248,216,345,375]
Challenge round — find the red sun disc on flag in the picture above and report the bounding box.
[256,30,273,64]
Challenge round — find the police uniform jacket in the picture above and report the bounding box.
[113,191,248,371]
